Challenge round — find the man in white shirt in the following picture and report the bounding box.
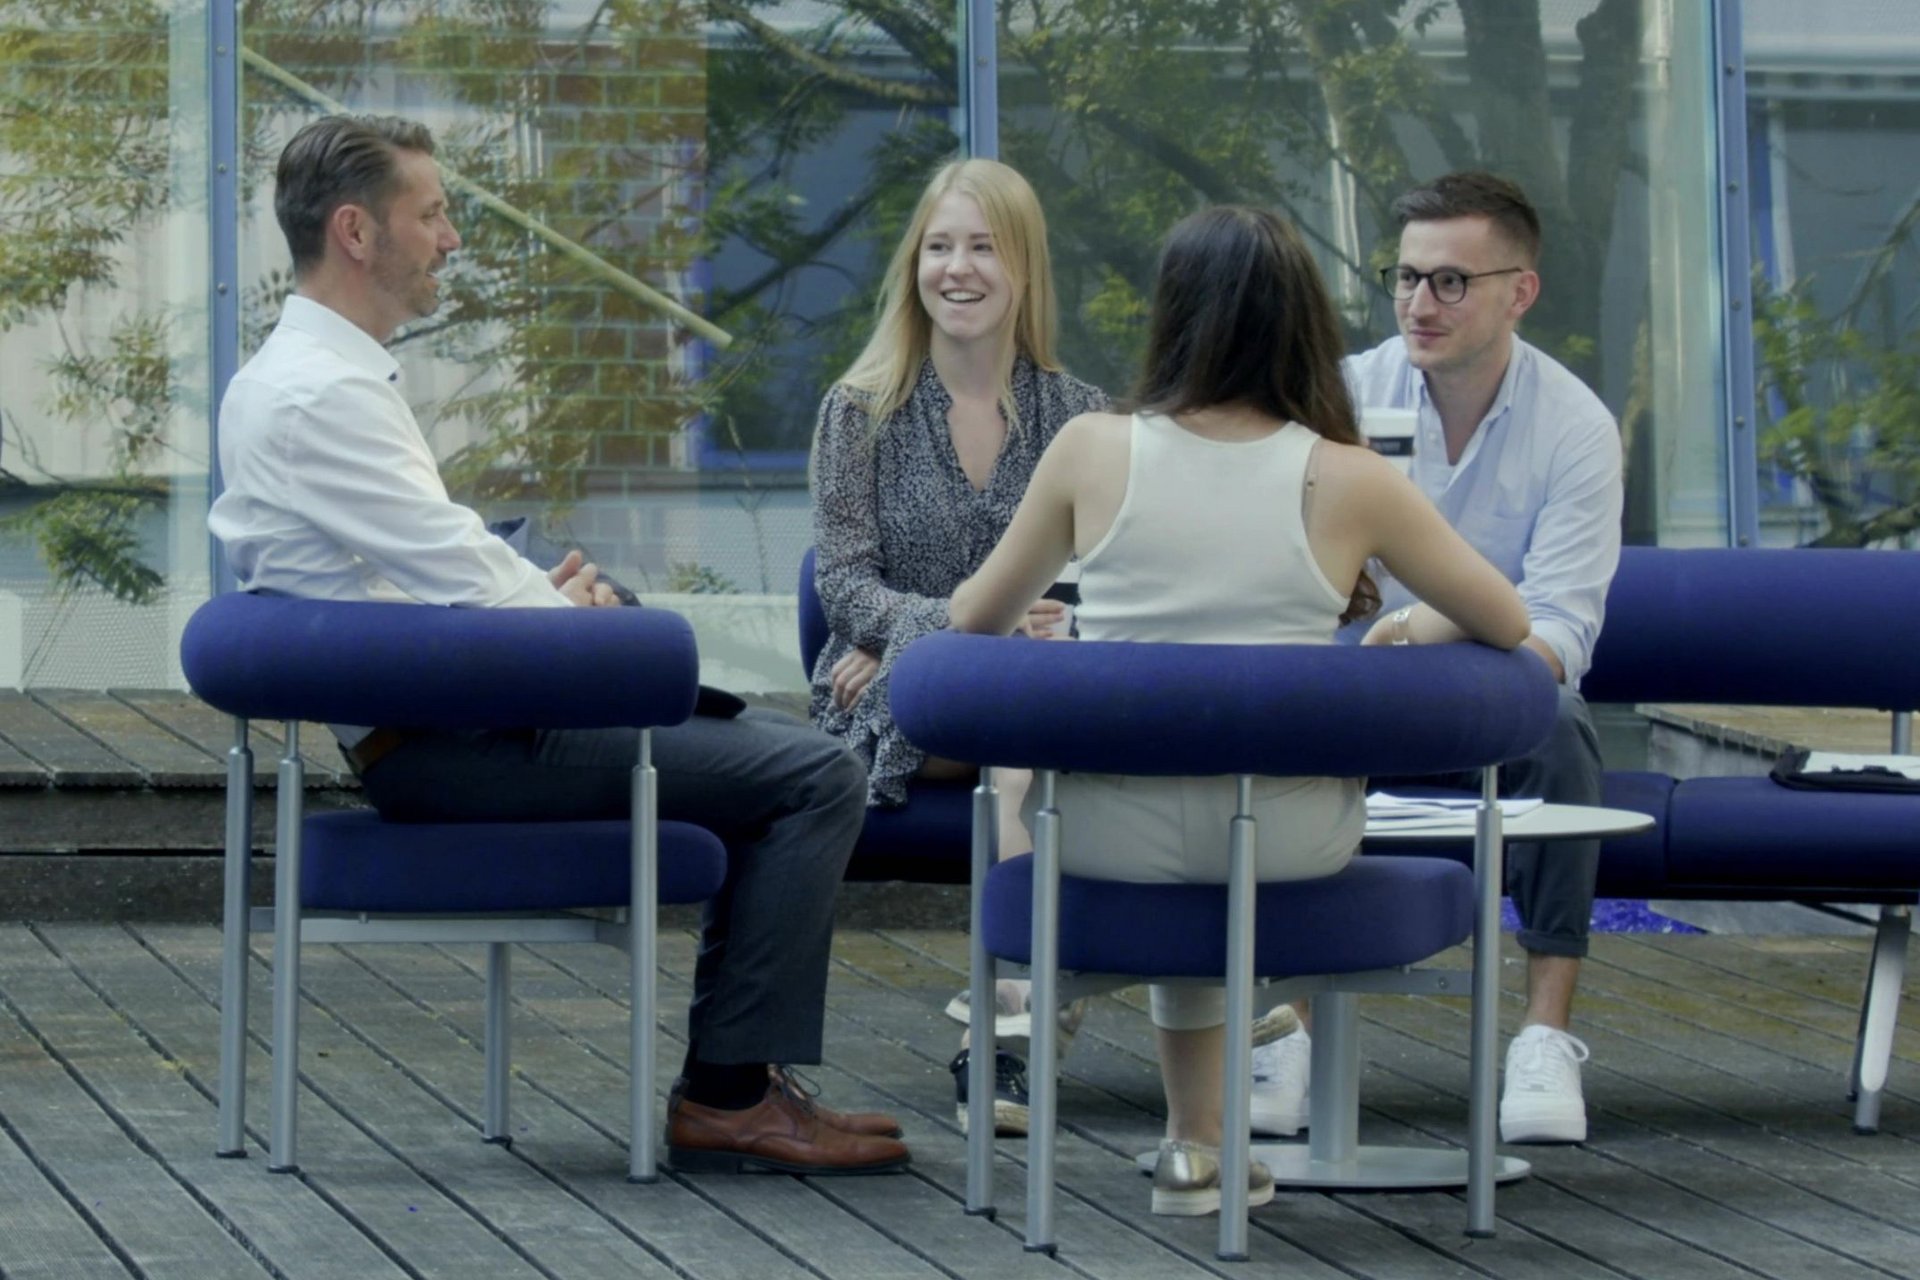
[1251,173,1622,1145]
[209,115,910,1175]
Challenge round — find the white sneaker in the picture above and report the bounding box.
[1499,1024,1589,1143]
[1249,1028,1310,1137]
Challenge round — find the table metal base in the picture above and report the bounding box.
[1133,1144,1530,1190]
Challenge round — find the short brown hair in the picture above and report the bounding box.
[1390,171,1542,266]
[275,115,436,274]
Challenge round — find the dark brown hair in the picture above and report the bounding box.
[1132,204,1378,623]
[275,115,437,274]
[1389,171,1542,266]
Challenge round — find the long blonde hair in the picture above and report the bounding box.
[838,158,1063,432]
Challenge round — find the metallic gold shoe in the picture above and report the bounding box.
[1150,1139,1276,1216]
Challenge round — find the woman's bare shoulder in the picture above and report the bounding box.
[1059,409,1132,439]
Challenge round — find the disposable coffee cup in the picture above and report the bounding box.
[1360,407,1417,476]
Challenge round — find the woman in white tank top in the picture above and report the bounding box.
[950,206,1528,1214]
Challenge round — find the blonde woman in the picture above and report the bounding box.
[808,159,1107,1131]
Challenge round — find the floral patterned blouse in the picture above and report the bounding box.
[809,356,1109,805]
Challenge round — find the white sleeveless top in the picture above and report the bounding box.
[1076,413,1350,644]
[1040,412,1364,889]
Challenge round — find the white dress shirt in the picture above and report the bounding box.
[208,295,569,609]
[1342,335,1623,687]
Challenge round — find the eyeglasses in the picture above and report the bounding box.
[1378,265,1523,305]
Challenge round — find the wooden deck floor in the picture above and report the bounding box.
[2,924,1918,1279]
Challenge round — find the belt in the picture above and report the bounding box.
[343,726,409,776]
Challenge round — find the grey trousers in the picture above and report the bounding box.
[355,708,868,1066]
[1380,686,1603,959]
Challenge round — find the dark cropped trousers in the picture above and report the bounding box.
[1380,686,1603,959]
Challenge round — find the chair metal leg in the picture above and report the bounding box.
[1852,904,1910,1134]
[483,943,511,1144]
[1024,770,1061,1255]
[217,717,253,1158]
[1466,765,1505,1236]
[1218,777,1257,1262]
[966,773,999,1217]
[268,722,305,1173]
[629,730,660,1183]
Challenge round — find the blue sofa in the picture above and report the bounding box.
[804,544,1920,1131]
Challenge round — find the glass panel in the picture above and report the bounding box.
[0,0,212,686]
[998,0,1727,547]
[238,1,958,692]
[1745,0,1920,548]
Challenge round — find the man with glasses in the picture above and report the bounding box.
[1248,172,1622,1146]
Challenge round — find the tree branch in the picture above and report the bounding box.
[707,0,951,106]
[710,184,886,321]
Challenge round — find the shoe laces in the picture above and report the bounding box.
[1507,1027,1588,1091]
[995,1050,1029,1095]
[769,1064,822,1117]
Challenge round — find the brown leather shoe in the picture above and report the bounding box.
[768,1066,904,1138]
[667,1085,911,1175]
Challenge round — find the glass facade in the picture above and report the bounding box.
[1000,0,1726,548]
[0,1,1912,691]
[1745,0,1920,548]
[0,0,213,685]
[235,2,955,691]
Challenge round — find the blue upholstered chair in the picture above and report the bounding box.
[797,547,975,881]
[892,633,1559,1260]
[180,593,727,1181]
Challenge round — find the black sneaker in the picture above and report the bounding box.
[949,1048,1030,1136]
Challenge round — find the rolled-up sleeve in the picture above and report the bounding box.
[809,386,951,651]
[1518,413,1622,686]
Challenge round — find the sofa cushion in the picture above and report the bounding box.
[845,780,976,884]
[982,853,1472,978]
[301,809,727,912]
[1666,777,1920,892]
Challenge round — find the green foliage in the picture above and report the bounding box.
[1754,274,1920,548]
[7,0,1860,614]
[0,487,166,603]
[665,559,739,593]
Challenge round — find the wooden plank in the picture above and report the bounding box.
[111,690,277,787]
[316,940,944,1280]
[32,691,224,788]
[0,790,364,855]
[0,691,140,787]
[253,721,358,788]
[509,931,1409,1279]
[892,927,1915,1280]
[126,925,658,1280]
[1348,945,1920,1277]
[1603,934,1920,1073]
[0,1109,133,1279]
[111,692,356,790]
[0,939,274,1277]
[0,726,50,788]
[9,925,404,1280]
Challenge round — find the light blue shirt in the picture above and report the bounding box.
[1341,335,1623,687]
